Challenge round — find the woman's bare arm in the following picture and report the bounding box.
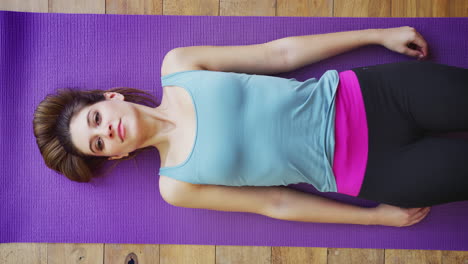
[282,26,428,72]
[272,186,375,225]
[159,177,430,227]
[281,29,381,71]
[273,186,430,227]
[162,27,428,76]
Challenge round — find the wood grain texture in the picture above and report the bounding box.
[163,0,218,15]
[0,243,47,264]
[216,246,271,264]
[160,244,215,264]
[47,243,103,264]
[392,0,435,17]
[441,250,468,264]
[0,0,47,12]
[271,247,327,264]
[106,0,162,14]
[386,249,442,264]
[49,0,105,14]
[392,0,468,17]
[277,0,333,17]
[328,248,384,264]
[448,0,468,17]
[334,0,391,17]
[220,0,276,16]
[104,244,159,264]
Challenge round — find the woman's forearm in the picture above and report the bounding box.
[276,29,383,72]
[268,186,376,225]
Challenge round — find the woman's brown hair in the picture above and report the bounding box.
[33,87,158,183]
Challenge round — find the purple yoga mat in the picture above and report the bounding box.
[1,11,467,250]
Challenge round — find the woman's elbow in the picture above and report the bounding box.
[259,186,288,219]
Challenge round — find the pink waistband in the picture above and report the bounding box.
[332,70,368,196]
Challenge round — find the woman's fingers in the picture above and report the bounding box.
[408,211,430,226]
[416,32,429,56]
[413,207,430,220]
[405,207,431,226]
[412,207,430,219]
[400,28,429,59]
[407,207,425,215]
[404,46,422,57]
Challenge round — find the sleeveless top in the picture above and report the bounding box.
[159,70,339,192]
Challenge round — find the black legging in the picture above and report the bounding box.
[351,61,468,208]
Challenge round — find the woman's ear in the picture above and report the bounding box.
[108,153,129,161]
[103,92,125,101]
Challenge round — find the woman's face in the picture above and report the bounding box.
[69,93,140,159]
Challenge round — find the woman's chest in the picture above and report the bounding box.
[162,84,243,171]
[161,86,197,168]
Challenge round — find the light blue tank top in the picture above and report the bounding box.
[159,70,339,192]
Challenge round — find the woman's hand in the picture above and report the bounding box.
[371,203,431,227]
[379,26,429,60]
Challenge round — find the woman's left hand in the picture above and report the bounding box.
[371,203,431,227]
[379,26,429,60]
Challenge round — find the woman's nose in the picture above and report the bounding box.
[107,123,114,138]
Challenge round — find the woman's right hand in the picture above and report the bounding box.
[379,26,429,60]
[371,203,431,227]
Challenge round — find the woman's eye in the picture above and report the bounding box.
[95,112,100,125]
[96,137,104,151]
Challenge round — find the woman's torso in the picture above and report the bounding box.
[159,69,339,191]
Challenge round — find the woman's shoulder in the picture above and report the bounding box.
[161,54,205,78]
[159,175,200,204]
[159,175,199,190]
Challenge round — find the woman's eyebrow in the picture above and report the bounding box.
[87,110,91,128]
[87,110,96,154]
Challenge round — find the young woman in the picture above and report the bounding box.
[33,26,468,228]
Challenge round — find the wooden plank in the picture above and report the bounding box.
[385,249,442,264]
[220,0,276,16]
[106,0,162,15]
[441,250,468,264]
[0,243,47,264]
[328,248,384,264]
[271,247,327,264]
[390,0,466,17]
[392,0,430,17]
[447,0,468,17]
[216,245,270,264]
[277,0,333,17]
[163,0,218,16]
[432,0,451,17]
[47,243,104,264]
[334,0,391,17]
[160,244,215,264]
[49,0,105,14]
[0,0,47,12]
[104,244,159,264]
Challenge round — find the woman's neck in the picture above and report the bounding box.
[132,100,176,154]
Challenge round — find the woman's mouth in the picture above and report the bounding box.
[118,119,125,142]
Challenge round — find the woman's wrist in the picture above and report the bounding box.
[366,28,385,45]
[367,207,380,225]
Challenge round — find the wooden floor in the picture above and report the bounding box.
[1,0,468,263]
